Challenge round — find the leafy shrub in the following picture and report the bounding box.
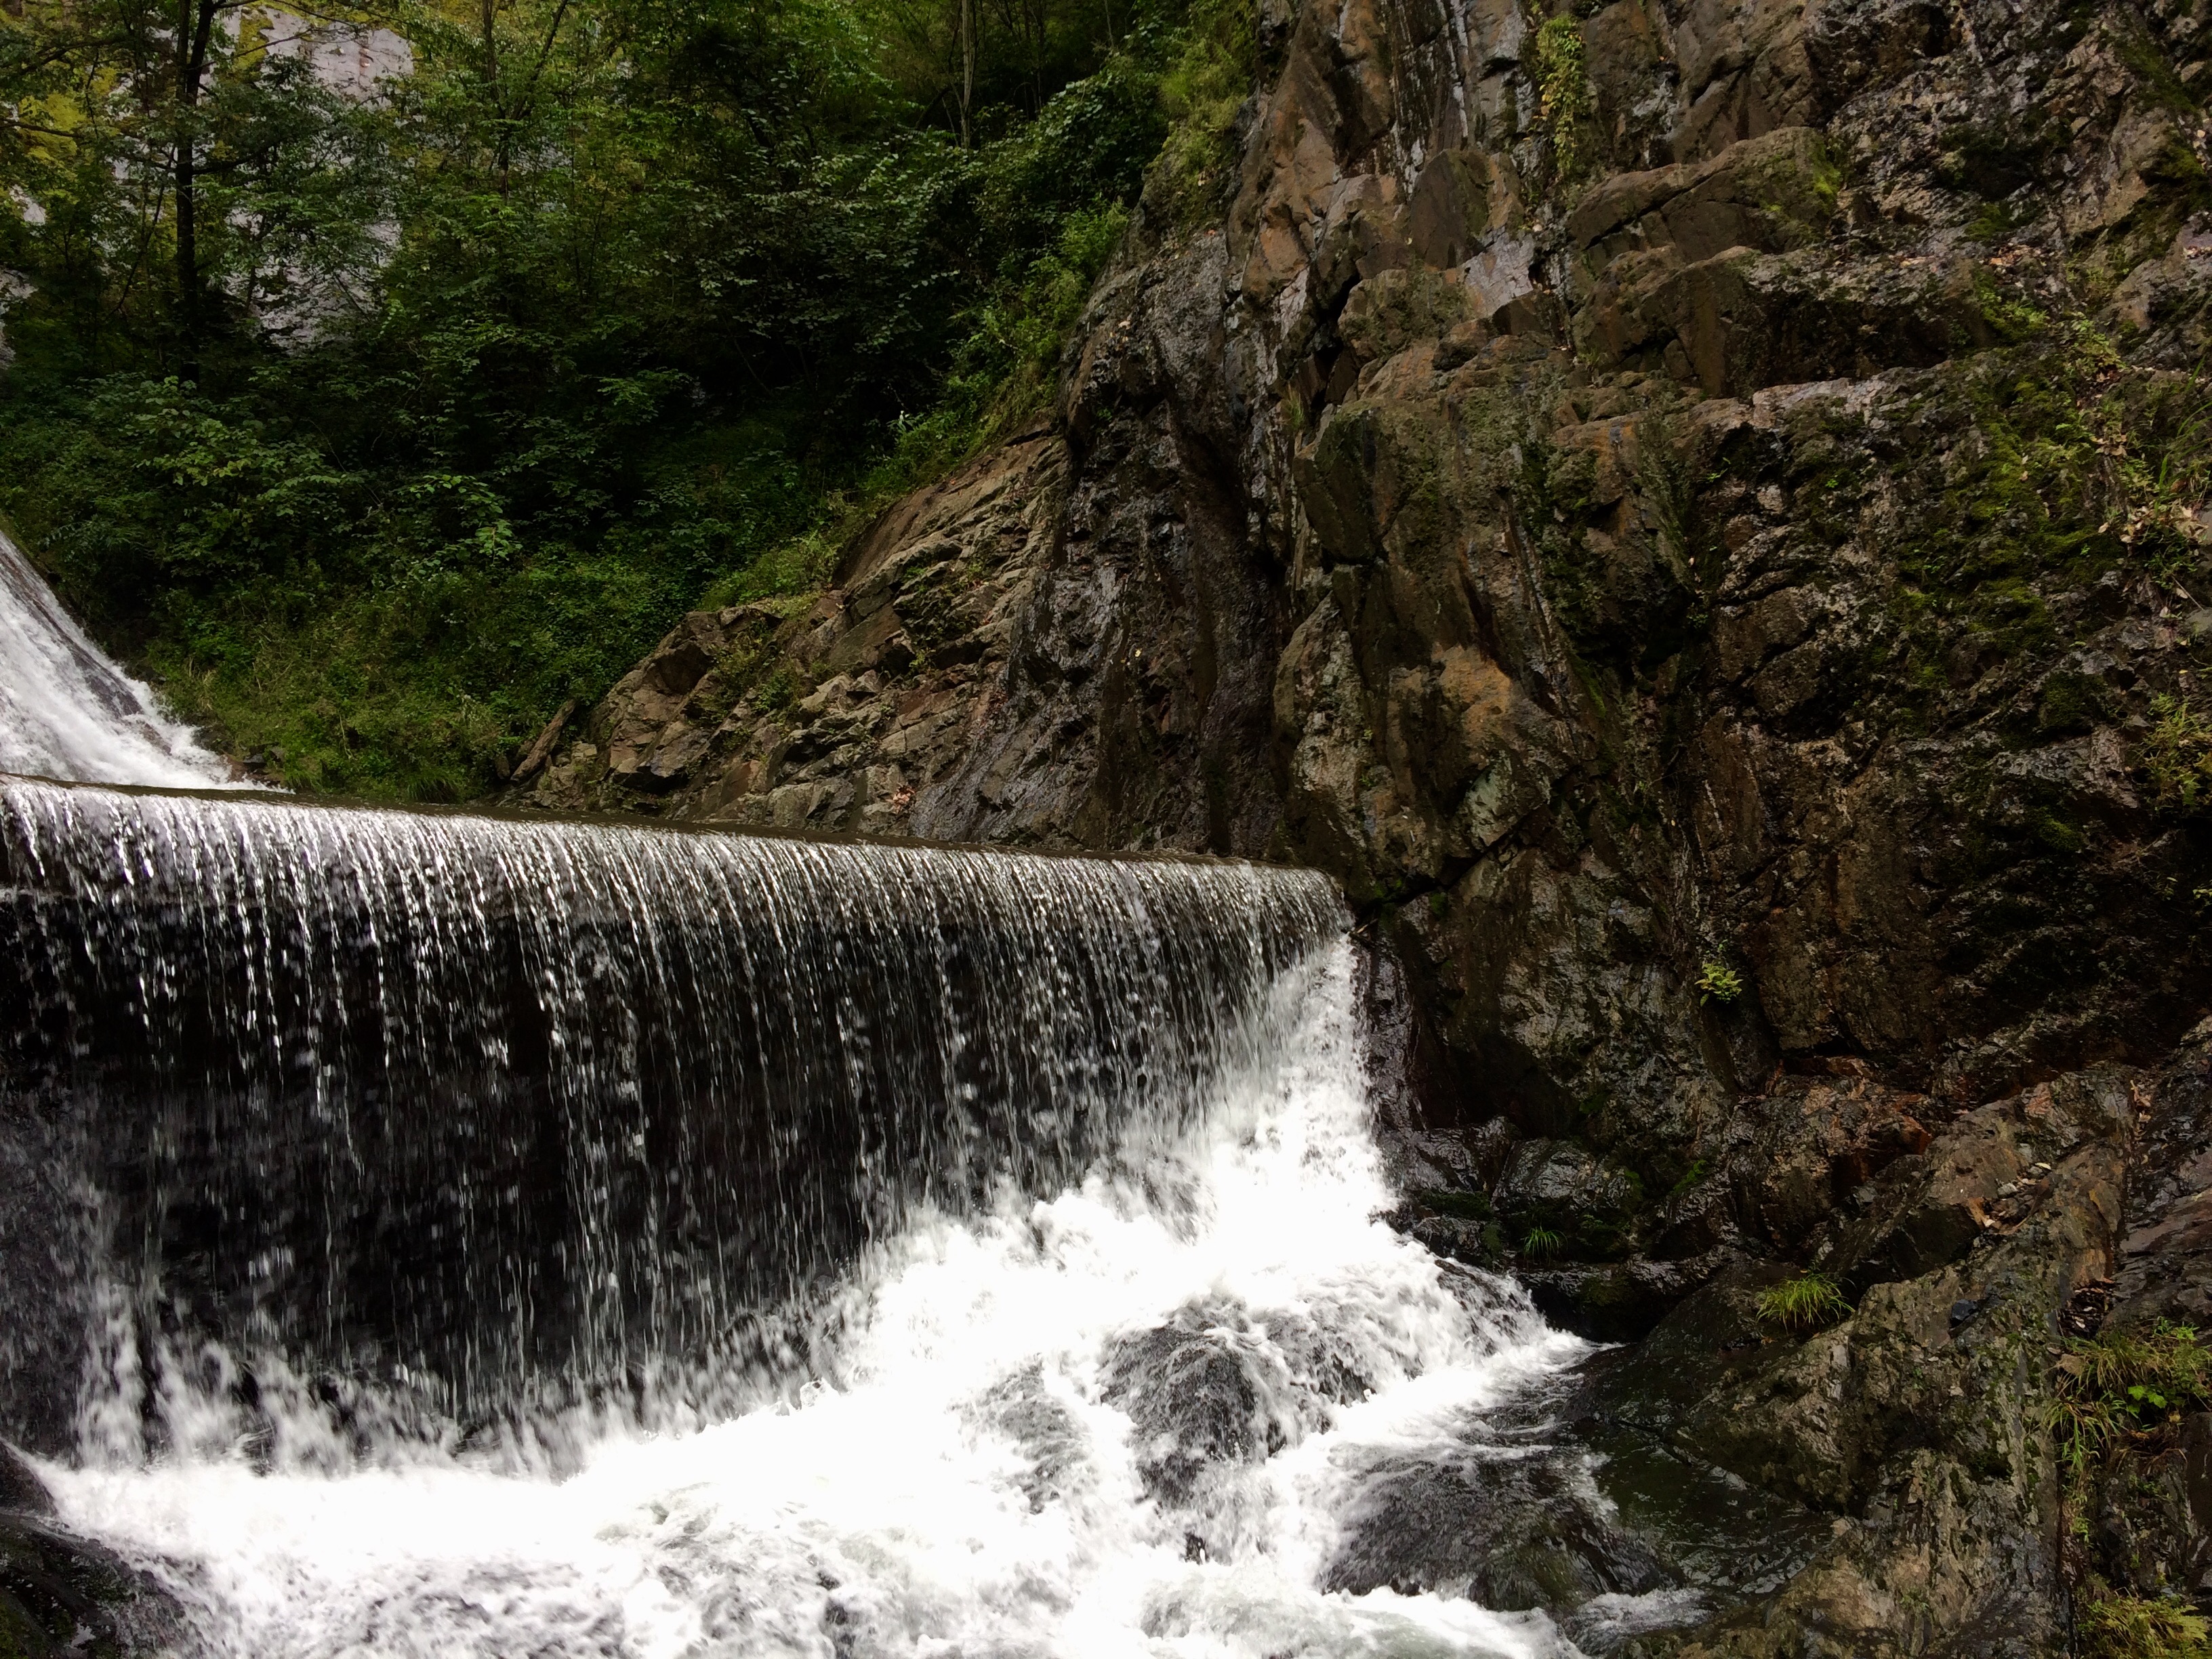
[1531,17,1595,181]
[1698,960,1745,1004]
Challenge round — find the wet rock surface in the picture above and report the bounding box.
[539,0,2212,1635]
[0,1448,194,1659]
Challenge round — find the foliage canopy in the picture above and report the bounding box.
[0,0,1250,795]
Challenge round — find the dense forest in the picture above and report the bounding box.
[0,0,1247,795]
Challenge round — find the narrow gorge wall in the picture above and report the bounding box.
[513,0,2212,1643]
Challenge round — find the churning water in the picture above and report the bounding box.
[0,528,238,788]
[0,777,1601,1659]
[43,935,1584,1659]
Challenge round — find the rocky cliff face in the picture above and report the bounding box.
[516,0,2212,1642]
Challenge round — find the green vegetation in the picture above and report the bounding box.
[1666,1157,1710,1201]
[2144,694,2212,811]
[1696,960,1744,1004]
[2078,1591,2212,1659]
[2049,1319,2211,1477]
[1416,1189,1491,1222]
[2049,1324,2212,1654]
[1885,316,2212,730]
[1519,1225,1564,1258]
[1755,1269,1849,1331]
[1530,15,1593,182]
[0,0,1255,796]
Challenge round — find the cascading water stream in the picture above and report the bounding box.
[0,527,240,789]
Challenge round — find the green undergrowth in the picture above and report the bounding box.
[2053,1324,2212,1653]
[2049,1319,2211,1477]
[1145,0,1257,228]
[2078,1591,2212,1659]
[1885,321,2212,728]
[2144,694,2212,811]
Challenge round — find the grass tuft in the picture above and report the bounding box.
[1757,1269,1850,1331]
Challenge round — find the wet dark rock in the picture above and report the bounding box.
[971,1366,1088,1515]
[0,1445,52,1518]
[1322,1445,1673,1609]
[0,1512,195,1659]
[1324,1368,1833,1652]
[1101,1303,1330,1513]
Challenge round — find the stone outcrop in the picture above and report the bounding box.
[520,0,2212,1639]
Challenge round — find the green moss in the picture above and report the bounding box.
[1666,1158,1710,1201]
[2037,671,2109,734]
[2031,811,2088,855]
[1967,197,2034,245]
[1418,1188,1492,1221]
[1576,1269,1630,1308]
[1880,334,2211,723]
[2107,12,2201,114]
[1972,268,2052,344]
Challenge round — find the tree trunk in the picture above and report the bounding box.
[173,0,218,379]
[958,0,973,148]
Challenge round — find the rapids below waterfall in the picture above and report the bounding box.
[37,936,1597,1659]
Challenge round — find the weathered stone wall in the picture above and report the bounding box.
[514,0,2212,1639]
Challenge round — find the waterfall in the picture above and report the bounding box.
[0,779,1347,1448]
[0,527,239,789]
[0,785,1618,1656]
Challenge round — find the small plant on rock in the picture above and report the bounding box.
[1757,1269,1850,1331]
[1697,960,1745,1004]
[2143,695,2212,812]
[2049,1319,2211,1477]
[1520,1225,1564,1259]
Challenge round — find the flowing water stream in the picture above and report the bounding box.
[0,551,1748,1659]
[0,528,239,789]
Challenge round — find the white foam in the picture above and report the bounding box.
[0,525,240,787]
[44,943,1589,1659]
